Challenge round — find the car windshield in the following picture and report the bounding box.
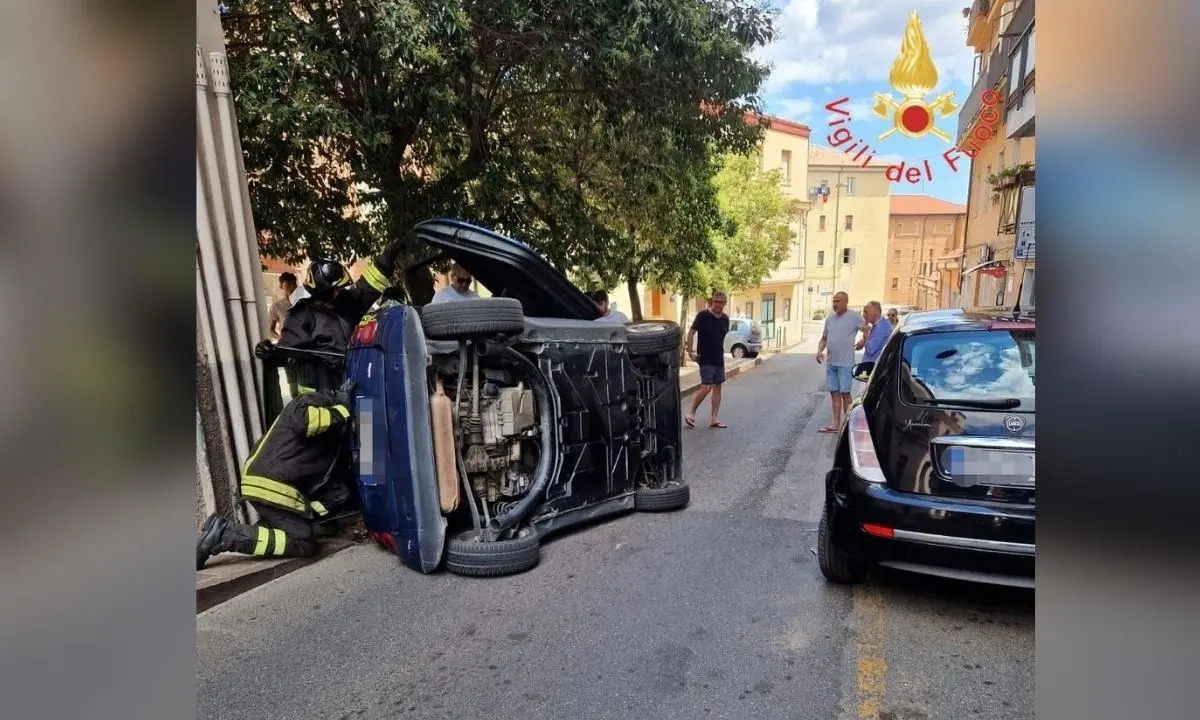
[899,329,1035,410]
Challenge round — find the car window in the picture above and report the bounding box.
[728,320,741,332]
[899,329,1035,410]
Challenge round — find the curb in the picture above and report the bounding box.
[679,343,796,398]
[196,539,356,613]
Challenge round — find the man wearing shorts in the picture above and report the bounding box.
[816,291,868,433]
[685,291,732,429]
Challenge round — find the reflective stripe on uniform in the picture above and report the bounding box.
[297,385,316,394]
[332,404,349,419]
[241,475,309,513]
[310,501,328,516]
[361,261,390,292]
[305,406,333,436]
[272,528,287,556]
[254,526,271,556]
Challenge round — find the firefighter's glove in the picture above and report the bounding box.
[254,340,276,360]
[333,380,355,408]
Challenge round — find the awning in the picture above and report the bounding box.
[963,259,1004,275]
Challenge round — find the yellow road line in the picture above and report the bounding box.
[855,584,888,719]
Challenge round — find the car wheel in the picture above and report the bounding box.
[626,322,682,356]
[818,507,866,585]
[420,298,525,340]
[730,344,746,359]
[635,481,690,511]
[444,527,540,577]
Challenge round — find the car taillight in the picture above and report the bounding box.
[847,406,887,483]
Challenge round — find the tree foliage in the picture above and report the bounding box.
[222,0,776,302]
[693,152,798,296]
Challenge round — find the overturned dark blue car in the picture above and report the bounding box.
[334,219,688,577]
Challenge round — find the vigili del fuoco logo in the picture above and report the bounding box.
[821,10,1000,186]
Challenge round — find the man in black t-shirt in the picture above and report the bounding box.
[685,291,732,429]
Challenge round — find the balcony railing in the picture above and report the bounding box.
[956,36,1014,144]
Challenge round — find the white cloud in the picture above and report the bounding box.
[775,97,817,122]
[758,1,975,93]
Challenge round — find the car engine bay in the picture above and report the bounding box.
[430,344,547,531]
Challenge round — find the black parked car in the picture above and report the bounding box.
[818,310,1035,588]
[342,219,689,577]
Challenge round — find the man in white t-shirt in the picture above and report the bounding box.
[430,263,481,304]
[590,289,629,324]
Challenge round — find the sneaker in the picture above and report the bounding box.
[196,513,229,570]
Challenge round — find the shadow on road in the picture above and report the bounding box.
[869,566,1035,615]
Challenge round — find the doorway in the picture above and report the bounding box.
[760,292,776,341]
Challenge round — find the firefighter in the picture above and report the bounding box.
[255,237,405,393]
[196,382,355,570]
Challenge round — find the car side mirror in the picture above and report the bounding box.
[852,361,874,383]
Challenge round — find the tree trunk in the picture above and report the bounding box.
[626,275,643,321]
[678,296,689,367]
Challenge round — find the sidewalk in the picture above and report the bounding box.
[199,338,807,612]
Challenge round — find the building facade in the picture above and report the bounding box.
[886,196,967,311]
[958,0,1036,311]
[800,145,892,318]
[724,115,812,347]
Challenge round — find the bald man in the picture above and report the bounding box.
[815,291,868,433]
[430,263,481,304]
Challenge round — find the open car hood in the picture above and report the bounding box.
[412,218,600,320]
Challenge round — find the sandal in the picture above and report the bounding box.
[709,422,728,429]
[819,425,838,433]
[684,416,696,428]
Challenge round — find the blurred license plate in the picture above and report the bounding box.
[938,446,1036,489]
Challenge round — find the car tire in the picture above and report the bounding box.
[730,344,747,359]
[635,481,690,511]
[444,527,540,577]
[626,322,682,356]
[420,298,525,340]
[818,507,866,584]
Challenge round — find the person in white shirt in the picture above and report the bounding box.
[590,289,629,324]
[430,263,481,304]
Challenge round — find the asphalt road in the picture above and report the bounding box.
[197,347,1034,720]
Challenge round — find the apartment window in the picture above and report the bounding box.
[891,277,899,290]
[844,215,854,231]
[818,215,827,231]
[893,249,901,262]
[1025,27,1035,78]
[844,176,855,196]
[922,262,928,275]
[781,150,792,185]
[842,248,855,265]
[816,250,825,266]
[997,151,1005,174]
[746,301,753,319]
[782,298,792,322]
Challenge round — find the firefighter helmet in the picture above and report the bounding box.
[303,258,352,298]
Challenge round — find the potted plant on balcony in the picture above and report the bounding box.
[1013,161,1035,185]
[987,166,1016,189]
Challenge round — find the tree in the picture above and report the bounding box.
[222,0,775,303]
[703,152,798,294]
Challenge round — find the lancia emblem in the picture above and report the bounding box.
[1004,415,1026,435]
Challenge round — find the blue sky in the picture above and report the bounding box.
[753,0,976,204]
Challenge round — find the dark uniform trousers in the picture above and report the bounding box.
[223,391,353,559]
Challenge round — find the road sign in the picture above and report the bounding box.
[1014,186,1035,260]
